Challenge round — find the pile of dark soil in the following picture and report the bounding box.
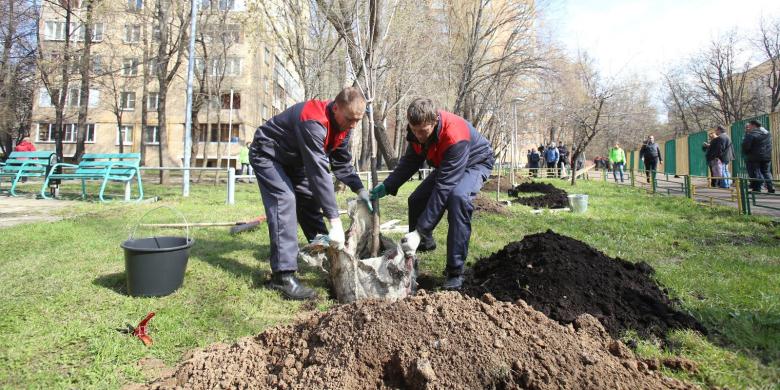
[473,193,509,215]
[465,230,706,340]
[143,292,694,389]
[510,182,569,209]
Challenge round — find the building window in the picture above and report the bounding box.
[92,23,105,41]
[120,92,136,110]
[122,58,139,76]
[221,92,240,109]
[117,125,133,145]
[218,0,234,11]
[38,88,60,108]
[92,55,103,74]
[264,47,270,65]
[37,123,95,143]
[262,104,268,121]
[144,126,159,144]
[199,124,239,142]
[75,22,104,41]
[224,57,241,76]
[124,24,141,43]
[44,21,67,41]
[128,0,143,10]
[223,25,241,44]
[152,25,161,41]
[147,92,159,110]
[68,87,81,107]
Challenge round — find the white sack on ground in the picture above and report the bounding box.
[299,200,417,303]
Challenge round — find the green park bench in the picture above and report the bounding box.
[41,153,144,202]
[0,151,57,196]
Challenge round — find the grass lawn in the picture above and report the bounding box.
[1,178,779,388]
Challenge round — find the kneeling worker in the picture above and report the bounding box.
[370,98,494,290]
[249,87,371,300]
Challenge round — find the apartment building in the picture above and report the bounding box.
[32,0,303,167]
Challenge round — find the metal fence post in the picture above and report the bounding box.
[227,169,235,205]
[630,169,635,187]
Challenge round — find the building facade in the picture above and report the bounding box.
[32,0,303,167]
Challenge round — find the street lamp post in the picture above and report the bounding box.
[182,0,198,197]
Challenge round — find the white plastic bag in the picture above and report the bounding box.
[299,200,417,303]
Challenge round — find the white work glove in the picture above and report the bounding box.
[401,231,421,256]
[328,217,345,249]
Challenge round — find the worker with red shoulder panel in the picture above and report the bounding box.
[249,87,372,300]
[370,98,495,290]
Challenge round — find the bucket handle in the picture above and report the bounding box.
[129,205,190,242]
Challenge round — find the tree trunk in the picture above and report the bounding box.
[54,6,73,161]
[74,0,94,161]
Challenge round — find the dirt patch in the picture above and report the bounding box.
[143,292,694,389]
[464,230,706,340]
[473,193,509,215]
[509,182,569,209]
[481,174,528,193]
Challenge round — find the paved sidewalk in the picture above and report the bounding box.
[0,195,78,228]
[594,170,780,218]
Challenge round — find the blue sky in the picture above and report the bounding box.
[544,0,780,82]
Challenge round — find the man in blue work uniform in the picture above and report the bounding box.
[249,87,371,300]
[370,98,494,290]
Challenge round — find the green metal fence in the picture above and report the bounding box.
[664,139,676,174]
[688,131,708,177]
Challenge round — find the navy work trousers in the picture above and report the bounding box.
[250,152,327,273]
[746,160,775,192]
[407,166,488,275]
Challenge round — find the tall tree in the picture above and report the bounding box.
[73,0,96,160]
[689,30,751,125]
[753,16,780,113]
[153,0,188,184]
[0,0,37,156]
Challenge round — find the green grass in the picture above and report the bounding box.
[1,178,779,389]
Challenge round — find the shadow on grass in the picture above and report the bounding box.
[688,306,780,367]
[192,237,332,294]
[93,272,128,295]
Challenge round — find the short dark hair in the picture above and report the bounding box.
[748,120,762,127]
[716,125,726,133]
[407,98,438,126]
[334,87,366,109]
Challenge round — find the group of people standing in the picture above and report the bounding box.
[702,126,735,188]
[526,142,570,177]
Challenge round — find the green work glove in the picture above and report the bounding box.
[357,188,373,213]
[369,183,387,201]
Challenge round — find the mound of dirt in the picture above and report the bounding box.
[510,182,569,209]
[465,230,706,340]
[143,292,694,390]
[481,174,527,192]
[473,193,508,215]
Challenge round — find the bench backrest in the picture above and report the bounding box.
[77,153,141,178]
[1,151,57,174]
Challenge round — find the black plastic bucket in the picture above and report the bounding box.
[122,206,195,297]
[122,236,194,297]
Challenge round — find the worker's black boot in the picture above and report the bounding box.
[268,271,316,300]
[442,272,464,291]
[417,235,437,252]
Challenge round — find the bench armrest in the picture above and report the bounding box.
[49,162,80,172]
